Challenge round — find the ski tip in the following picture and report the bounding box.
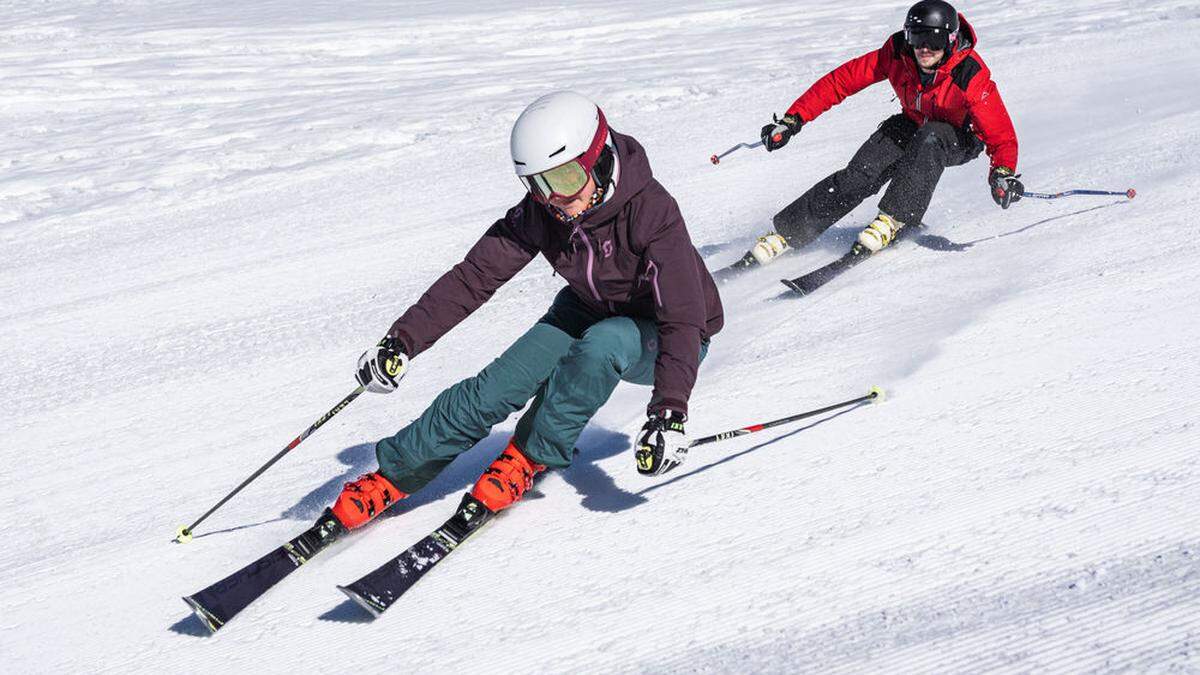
[868,386,887,403]
[174,525,193,544]
[337,585,382,619]
[780,278,806,295]
[1126,188,1137,199]
[181,595,222,634]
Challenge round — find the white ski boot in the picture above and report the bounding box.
[857,213,904,252]
[750,232,791,266]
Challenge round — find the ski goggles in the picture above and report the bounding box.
[518,109,609,202]
[905,27,955,51]
[520,159,593,202]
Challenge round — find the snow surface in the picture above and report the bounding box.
[2,0,1199,671]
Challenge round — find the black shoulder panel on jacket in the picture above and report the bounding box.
[951,56,982,91]
[890,32,906,59]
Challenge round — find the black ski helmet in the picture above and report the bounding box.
[905,0,959,32]
[904,0,960,54]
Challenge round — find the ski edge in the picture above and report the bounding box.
[779,277,808,295]
[336,584,384,618]
[779,243,871,294]
[334,493,495,620]
[182,594,224,634]
[178,508,346,635]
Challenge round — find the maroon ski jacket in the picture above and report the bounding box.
[387,131,723,416]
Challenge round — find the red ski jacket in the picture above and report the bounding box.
[785,16,1017,171]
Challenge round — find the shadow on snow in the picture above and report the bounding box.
[637,405,863,496]
[168,613,212,638]
[915,200,1129,252]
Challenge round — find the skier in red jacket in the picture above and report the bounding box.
[746,0,1023,266]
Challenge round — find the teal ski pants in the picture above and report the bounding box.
[375,288,708,494]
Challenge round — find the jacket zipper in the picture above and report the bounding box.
[571,225,605,306]
[914,71,936,123]
[643,259,663,307]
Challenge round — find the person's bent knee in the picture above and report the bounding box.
[467,328,565,415]
[913,121,956,148]
[573,319,641,374]
[470,362,538,414]
[839,160,882,193]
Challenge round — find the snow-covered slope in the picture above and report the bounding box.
[2,0,1198,671]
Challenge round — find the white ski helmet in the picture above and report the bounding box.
[510,91,609,201]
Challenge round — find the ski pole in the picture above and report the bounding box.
[710,140,764,165]
[1023,188,1136,200]
[689,386,885,449]
[174,385,366,543]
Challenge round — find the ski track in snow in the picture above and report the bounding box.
[1,0,1199,672]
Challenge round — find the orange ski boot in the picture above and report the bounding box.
[470,441,545,513]
[331,471,407,530]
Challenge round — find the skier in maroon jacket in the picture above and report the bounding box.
[745,0,1023,267]
[326,91,724,531]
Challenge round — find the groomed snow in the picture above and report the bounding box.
[1,0,1198,671]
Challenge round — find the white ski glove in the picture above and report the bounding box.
[635,410,690,476]
[355,337,409,394]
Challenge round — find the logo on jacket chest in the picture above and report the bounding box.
[601,239,613,258]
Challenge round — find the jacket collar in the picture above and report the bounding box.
[550,130,651,229]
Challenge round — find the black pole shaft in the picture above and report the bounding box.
[689,389,879,449]
[179,385,365,538]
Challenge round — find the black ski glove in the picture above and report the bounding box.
[356,336,409,394]
[761,113,803,152]
[635,410,689,476]
[989,166,1024,209]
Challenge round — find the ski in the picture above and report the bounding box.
[780,224,923,296]
[181,508,345,633]
[711,250,763,282]
[780,242,872,295]
[712,246,799,282]
[337,493,493,618]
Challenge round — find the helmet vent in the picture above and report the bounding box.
[509,91,605,177]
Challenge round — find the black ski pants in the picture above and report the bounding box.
[773,113,985,248]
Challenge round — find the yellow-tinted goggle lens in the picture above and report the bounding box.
[538,160,589,198]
